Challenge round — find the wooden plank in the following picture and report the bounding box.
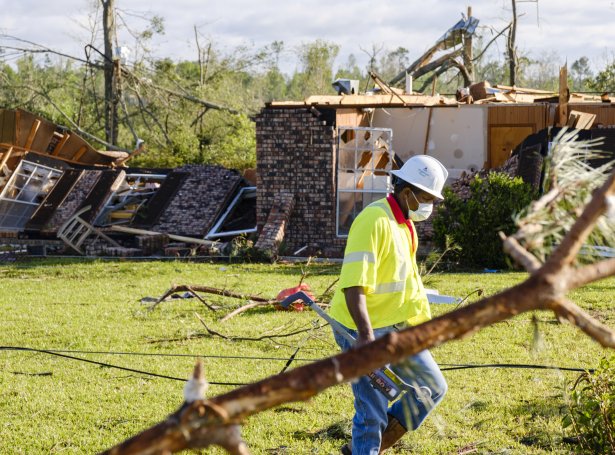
[574,111,596,129]
[569,104,613,127]
[557,65,568,127]
[494,84,556,95]
[423,107,433,153]
[567,112,579,127]
[110,225,218,247]
[30,120,55,153]
[15,110,21,148]
[51,133,71,156]
[0,144,106,168]
[61,135,94,161]
[0,146,13,173]
[24,119,41,149]
[0,110,8,144]
[335,109,368,127]
[72,146,88,161]
[489,125,534,168]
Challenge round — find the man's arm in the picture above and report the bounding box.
[344,286,374,345]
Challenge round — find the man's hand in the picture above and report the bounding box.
[344,286,374,346]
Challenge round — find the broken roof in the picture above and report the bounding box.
[269,93,457,108]
[0,109,125,166]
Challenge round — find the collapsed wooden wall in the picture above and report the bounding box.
[0,109,115,166]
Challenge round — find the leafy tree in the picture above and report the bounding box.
[588,60,615,93]
[288,40,339,99]
[334,53,365,84]
[377,47,410,81]
[522,50,560,91]
[571,56,593,92]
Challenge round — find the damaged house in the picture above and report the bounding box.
[0,109,255,257]
[254,82,615,258]
[252,13,615,259]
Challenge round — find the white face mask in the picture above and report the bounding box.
[409,203,433,222]
[405,190,433,222]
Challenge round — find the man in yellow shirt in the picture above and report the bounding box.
[330,155,449,455]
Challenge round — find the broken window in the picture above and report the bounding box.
[336,127,394,236]
[206,186,257,239]
[94,173,167,226]
[0,160,62,231]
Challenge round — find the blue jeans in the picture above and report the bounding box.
[333,324,447,455]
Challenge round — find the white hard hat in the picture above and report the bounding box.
[390,155,449,200]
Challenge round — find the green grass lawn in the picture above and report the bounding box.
[0,258,613,454]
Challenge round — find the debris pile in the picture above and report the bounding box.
[0,109,257,257]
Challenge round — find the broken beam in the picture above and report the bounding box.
[109,225,219,247]
[24,119,41,149]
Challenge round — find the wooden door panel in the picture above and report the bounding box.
[489,126,534,168]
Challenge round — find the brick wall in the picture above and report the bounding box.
[152,164,242,237]
[42,170,102,234]
[256,107,347,257]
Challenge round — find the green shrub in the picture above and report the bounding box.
[563,356,615,454]
[432,172,535,268]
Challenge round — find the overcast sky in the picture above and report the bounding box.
[1,0,615,74]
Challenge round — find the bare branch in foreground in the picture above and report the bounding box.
[551,298,615,347]
[102,170,615,455]
[499,232,542,273]
[544,163,615,272]
[195,313,326,342]
[567,257,615,290]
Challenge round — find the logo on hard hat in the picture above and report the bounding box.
[418,166,430,178]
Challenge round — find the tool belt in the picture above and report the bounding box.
[393,321,409,331]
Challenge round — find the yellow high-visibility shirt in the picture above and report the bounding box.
[329,195,430,329]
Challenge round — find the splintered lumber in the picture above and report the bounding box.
[558,65,568,127]
[568,110,596,130]
[493,84,556,95]
[109,225,218,247]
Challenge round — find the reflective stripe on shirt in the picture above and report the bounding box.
[375,280,406,294]
[343,251,376,265]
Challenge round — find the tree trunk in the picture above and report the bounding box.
[102,0,118,146]
[508,0,518,86]
[463,6,474,83]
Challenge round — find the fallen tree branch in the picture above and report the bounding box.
[102,270,615,454]
[219,301,271,323]
[151,286,221,312]
[149,284,273,311]
[195,313,327,342]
